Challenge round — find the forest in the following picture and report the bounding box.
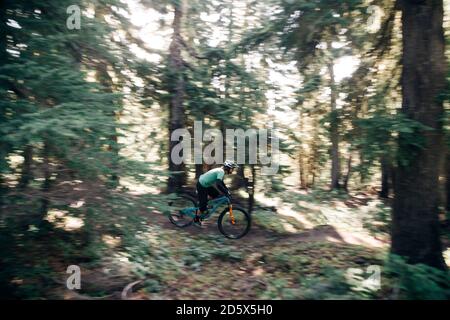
[0,0,449,300]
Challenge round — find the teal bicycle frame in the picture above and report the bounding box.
[181,195,230,220]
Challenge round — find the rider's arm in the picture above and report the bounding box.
[216,179,231,197]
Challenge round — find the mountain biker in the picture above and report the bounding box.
[194,160,238,227]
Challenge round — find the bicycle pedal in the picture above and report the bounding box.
[193,221,203,228]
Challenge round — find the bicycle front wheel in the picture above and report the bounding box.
[168,194,197,228]
[218,206,251,239]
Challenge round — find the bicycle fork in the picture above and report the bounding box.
[229,204,236,225]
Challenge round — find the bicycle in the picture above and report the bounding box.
[167,194,251,239]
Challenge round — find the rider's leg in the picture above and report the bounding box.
[196,181,208,215]
[206,187,220,200]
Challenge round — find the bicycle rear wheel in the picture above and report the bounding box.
[218,206,251,239]
[168,194,197,228]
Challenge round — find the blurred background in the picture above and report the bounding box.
[0,0,449,299]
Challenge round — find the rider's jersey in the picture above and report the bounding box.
[199,167,225,188]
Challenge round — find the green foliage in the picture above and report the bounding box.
[252,209,306,234]
[211,247,243,262]
[0,0,137,185]
[384,255,450,300]
[0,215,56,299]
[122,227,181,281]
[363,203,391,238]
[143,279,162,293]
[0,0,448,300]
[260,277,291,299]
[259,244,382,299]
[355,113,432,169]
[298,269,356,300]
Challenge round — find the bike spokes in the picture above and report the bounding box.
[170,210,192,226]
[168,195,196,228]
[218,208,251,239]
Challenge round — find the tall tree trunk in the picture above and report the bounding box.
[18,145,33,189]
[299,154,308,190]
[309,123,320,187]
[195,164,203,179]
[298,109,307,189]
[247,165,256,213]
[343,154,352,192]
[94,43,119,188]
[230,4,250,192]
[359,149,368,184]
[0,150,6,210]
[380,155,390,198]
[39,142,51,219]
[231,165,246,189]
[328,60,340,189]
[237,165,246,185]
[392,0,447,270]
[167,2,186,193]
[0,0,8,209]
[446,151,450,212]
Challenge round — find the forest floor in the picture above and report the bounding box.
[42,187,410,300]
[6,183,448,300]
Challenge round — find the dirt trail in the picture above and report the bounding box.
[148,209,388,249]
[99,209,387,300]
[55,204,387,300]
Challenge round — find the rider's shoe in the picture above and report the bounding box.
[193,209,209,228]
[193,215,203,228]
